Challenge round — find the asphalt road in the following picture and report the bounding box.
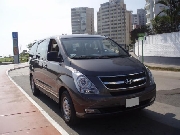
[9,67,180,135]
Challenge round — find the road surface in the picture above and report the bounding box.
[9,67,180,135]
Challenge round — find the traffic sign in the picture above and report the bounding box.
[138,33,145,37]
[12,32,18,39]
[138,37,144,40]
[13,39,18,47]
[12,32,19,63]
[13,47,19,55]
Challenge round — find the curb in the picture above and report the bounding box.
[145,65,180,72]
[8,65,29,72]
[130,53,180,72]
[6,65,69,135]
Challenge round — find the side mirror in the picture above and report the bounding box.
[47,51,63,62]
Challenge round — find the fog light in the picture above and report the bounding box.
[150,96,156,102]
[85,109,100,114]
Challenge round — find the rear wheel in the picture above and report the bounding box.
[30,76,40,96]
[61,91,78,125]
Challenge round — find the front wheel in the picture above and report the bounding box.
[61,91,78,125]
[30,76,40,96]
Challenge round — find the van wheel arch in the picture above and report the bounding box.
[58,87,68,106]
[59,88,79,125]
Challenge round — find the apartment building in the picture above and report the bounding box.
[126,10,133,45]
[71,7,94,34]
[131,14,139,30]
[145,0,166,27]
[137,9,147,26]
[97,0,131,45]
[132,14,139,25]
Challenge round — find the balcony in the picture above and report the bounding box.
[146,18,151,25]
[145,3,150,10]
[146,10,150,18]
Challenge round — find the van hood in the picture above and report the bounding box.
[69,56,146,76]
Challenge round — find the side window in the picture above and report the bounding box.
[36,39,49,60]
[102,39,121,54]
[48,39,60,54]
[29,42,38,58]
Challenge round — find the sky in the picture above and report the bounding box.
[0,0,145,56]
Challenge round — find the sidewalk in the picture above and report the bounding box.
[130,52,180,70]
[0,64,61,135]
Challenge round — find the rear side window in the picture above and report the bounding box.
[29,42,38,58]
[36,39,49,60]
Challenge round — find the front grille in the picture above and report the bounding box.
[99,71,146,90]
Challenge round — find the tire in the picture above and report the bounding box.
[30,76,40,96]
[61,91,78,125]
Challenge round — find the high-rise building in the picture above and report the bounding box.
[132,14,139,25]
[145,0,166,27]
[137,9,147,26]
[126,10,133,45]
[97,0,131,45]
[131,14,139,30]
[71,7,94,34]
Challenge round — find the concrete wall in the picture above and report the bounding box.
[135,32,180,57]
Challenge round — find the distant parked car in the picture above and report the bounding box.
[29,34,156,125]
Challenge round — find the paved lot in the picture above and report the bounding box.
[9,67,180,135]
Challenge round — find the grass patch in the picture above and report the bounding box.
[145,65,180,72]
[0,56,28,63]
[0,58,13,62]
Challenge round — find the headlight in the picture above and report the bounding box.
[66,66,99,94]
[146,67,154,85]
[76,75,99,94]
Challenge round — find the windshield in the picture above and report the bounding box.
[61,38,129,59]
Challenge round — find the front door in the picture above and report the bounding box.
[35,39,50,91]
[43,39,62,99]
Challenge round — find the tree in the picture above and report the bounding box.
[151,15,171,34]
[156,0,180,32]
[130,25,153,44]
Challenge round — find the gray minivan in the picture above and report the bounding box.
[29,35,156,125]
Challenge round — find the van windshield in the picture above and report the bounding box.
[61,37,129,59]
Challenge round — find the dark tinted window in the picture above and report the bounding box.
[36,39,49,60]
[61,38,128,59]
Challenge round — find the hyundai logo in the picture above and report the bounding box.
[124,79,133,85]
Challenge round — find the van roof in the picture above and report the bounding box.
[34,34,106,43]
[59,34,105,39]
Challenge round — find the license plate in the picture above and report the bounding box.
[126,97,139,108]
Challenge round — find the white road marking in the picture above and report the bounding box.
[6,69,69,135]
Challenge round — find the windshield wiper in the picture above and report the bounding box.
[97,55,129,58]
[70,55,95,59]
[94,55,111,59]
[117,55,129,58]
[70,55,128,59]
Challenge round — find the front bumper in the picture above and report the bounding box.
[72,84,156,118]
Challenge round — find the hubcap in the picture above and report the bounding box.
[62,97,71,121]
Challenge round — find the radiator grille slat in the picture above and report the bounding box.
[99,71,147,90]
